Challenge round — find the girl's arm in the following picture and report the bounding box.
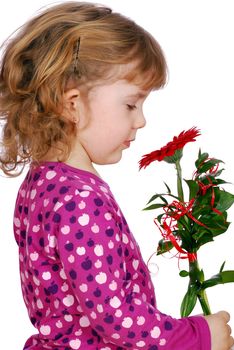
[55,187,211,350]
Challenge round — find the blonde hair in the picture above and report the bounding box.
[0,1,167,176]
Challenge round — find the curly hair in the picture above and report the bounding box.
[0,1,167,176]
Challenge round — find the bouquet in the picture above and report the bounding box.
[139,127,234,317]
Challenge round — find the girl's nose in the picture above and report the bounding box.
[134,111,146,129]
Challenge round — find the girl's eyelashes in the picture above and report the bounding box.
[126,104,137,111]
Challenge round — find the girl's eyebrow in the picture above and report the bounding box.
[127,92,148,99]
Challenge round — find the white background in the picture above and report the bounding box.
[0,0,234,348]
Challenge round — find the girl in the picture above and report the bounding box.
[0,2,233,349]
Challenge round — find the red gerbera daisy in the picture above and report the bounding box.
[139,127,200,169]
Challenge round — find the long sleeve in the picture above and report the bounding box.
[56,185,211,350]
[14,162,211,350]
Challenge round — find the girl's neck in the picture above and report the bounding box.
[39,142,101,179]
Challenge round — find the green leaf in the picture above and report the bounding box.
[184,179,200,200]
[195,152,209,169]
[180,285,198,317]
[143,203,165,211]
[215,189,234,211]
[179,270,189,277]
[201,270,234,290]
[197,158,224,175]
[219,261,226,273]
[164,182,171,194]
[146,192,178,205]
[157,239,174,255]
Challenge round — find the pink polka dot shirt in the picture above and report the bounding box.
[13,162,211,350]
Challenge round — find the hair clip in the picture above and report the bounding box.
[73,37,81,74]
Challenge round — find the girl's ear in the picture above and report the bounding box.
[62,88,80,123]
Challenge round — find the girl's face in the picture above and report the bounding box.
[76,79,149,166]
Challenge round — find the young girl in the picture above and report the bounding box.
[0,2,233,350]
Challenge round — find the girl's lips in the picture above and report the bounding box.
[123,139,134,147]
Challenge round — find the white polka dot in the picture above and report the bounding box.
[63,294,75,307]
[42,272,51,280]
[111,333,120,339]
[108,240,114,249]
[56,320,63,328]
[78,201,86,209]
[79,191,90,198]
[32,225,40,233]
[64,315,73,322]
[94,259,102,268]
[110,296,121,309]
[109,280,117,291]
[122,233,129,244]
[150,326,161,339]
[49,235,57,248]
[104,212,112,221]
[134,298,142,305]
[99,185,108,193]
[64,195,73,202]
[61,225,70,235]
[91,224,99,233]
[43,199,49,207]
[37,299,44,309]
[31,203,36,212]
[156,313,161,321]
[61,282,69,291]
[33,276,40,286]
[115,309,122,317]
[133,283,140,293]
[54,201,63,211]
[76,247,86,255]
[122,317,133,328]
[94,244,103,256]
[30,252,39,261]
[115,234,120,242]
[136,341,146,347]
[160,338,167,346]
[132,259,139,270]
[114,270,120,278]
[90,311,97,319]
[75,329,82,336]
[78,213,90,226]
[137,316,145,325]
[95,272,107,284]
[46,170,57,180]
[59,176,67,182]
[30,189,37,200]
[40,325,51,336]
[79,284,88,293]
[68,254,75,263]
[69,339,81,349]
[82,185,93,191]
[37,179,44,186]
[97,304,104,313]
[79,315,90,327]
[54,299,60,309]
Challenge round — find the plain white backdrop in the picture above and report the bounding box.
[0,0,234,348]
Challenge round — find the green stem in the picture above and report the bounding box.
[189,259,211,315]
[175,160,184,202]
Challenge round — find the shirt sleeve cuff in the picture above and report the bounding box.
[188,315,211,350]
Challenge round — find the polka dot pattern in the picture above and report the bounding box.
[13,162,210,350]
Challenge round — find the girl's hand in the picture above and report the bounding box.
[204,311,234,350]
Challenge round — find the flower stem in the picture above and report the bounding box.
[189,259,211,315]
[175,160,184,202]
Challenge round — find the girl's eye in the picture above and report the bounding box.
[126,104,137,111]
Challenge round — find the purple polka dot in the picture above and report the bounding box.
[65,201,76,211]
[165,320,173,330]
[53,213,61,223]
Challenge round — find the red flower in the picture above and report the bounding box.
[139,127,201,169]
